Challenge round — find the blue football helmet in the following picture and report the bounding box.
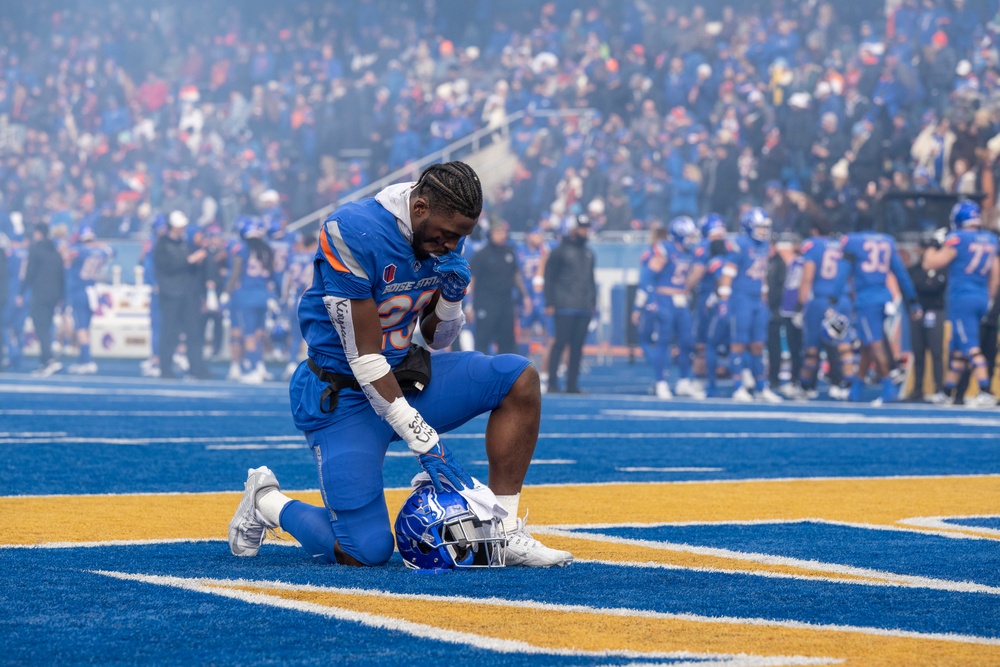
[669,215,699,248]
[237,215,267,239]
[740,207,772,241]
[394,481,507,571]
[822,308,851,342]
[698,212,726,239]
[949,199,981,230]
[78,225,96,242]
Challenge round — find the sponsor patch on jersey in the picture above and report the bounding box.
[383,263,397,283]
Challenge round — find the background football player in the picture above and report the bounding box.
[921,199,999,408]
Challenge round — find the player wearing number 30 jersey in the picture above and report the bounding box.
[227,162,572,570]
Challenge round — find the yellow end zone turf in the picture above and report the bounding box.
[5,475,999,546]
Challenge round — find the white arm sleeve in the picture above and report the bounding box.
[322,294,440,451]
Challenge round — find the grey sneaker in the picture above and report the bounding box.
[504,513,573,567]
[228,466,280,557]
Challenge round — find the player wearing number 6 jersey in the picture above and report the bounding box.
[798,217,855,399]
[227,162,572,569]
[922,199,1000,407]
[840,220,920,404]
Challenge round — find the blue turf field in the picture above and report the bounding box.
[2,360,999,666]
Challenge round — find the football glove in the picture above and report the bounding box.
[433,252,471,302]
[417,441,474,493]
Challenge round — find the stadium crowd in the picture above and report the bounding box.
[1,0,1000,402]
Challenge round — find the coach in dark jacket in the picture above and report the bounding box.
[153,211,209,379]
[543,214,597,393]
[18,223,65,374]
[469,221,529,354]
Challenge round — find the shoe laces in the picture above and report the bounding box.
[508,510,541,547]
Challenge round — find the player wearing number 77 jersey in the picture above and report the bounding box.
[839,219,920,404]
[922,199,1000,407]
[227,162,572,569]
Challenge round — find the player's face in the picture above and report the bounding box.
[411,199,477,259]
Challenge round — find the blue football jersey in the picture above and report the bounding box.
[729,235,769,297]
[841,232,916,306]
[943,230,998,297]
[231,240,273,294]
[298,197,452,375]
[283,249,315,305]
[800,236,848,299]
[67,242,114,293]
[643,241,693,291]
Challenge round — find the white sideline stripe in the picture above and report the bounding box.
[0,384,239,399]
[1,538,300,550]
[439,432,1000,440]
[0,373,286,390]
[0,435,303,446]
[92,571,1000,649]
[6,473,995,500]
[617,467,724,473]
[899,516,1000,538]
[520,472,1000,489]
[470,459,576,465]
[598,409,1000,428]
[205,444,304,451]
[5,432,990,446]
[532,528,1000,596]
[89,571,832,665]
[0,432,66,437]
[0,410,288,417]
[544,518,997,541]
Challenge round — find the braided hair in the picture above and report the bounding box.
[413,161,483,220]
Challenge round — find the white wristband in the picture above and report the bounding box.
[717,285,732,298]
[435,297,463,321]
[384,396,439,454]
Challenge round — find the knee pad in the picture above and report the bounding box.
[351,529,396,567]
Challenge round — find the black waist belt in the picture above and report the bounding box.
[307,344,432,414]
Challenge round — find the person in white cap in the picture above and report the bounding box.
[152,211,210,379]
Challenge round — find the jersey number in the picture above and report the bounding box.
[966,242,996,276]
[859,240,891,274]
[820,249,841,280]
[378,290,436,350]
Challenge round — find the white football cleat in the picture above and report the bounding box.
[172,352,190,372]
[655,380,673,400]
[926,391,950,405]
[240,368,265,385]
[828,385,850,401]
[33,360,63,377]
[67,361,98,375]
[228,466,280,557]
[227,364,242,381]
[503,514,573,567]
[757,386,784,404]
[675,378,706,399]
[966,392,997,409]
[731,386,754,402]
[777,383,803,399]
